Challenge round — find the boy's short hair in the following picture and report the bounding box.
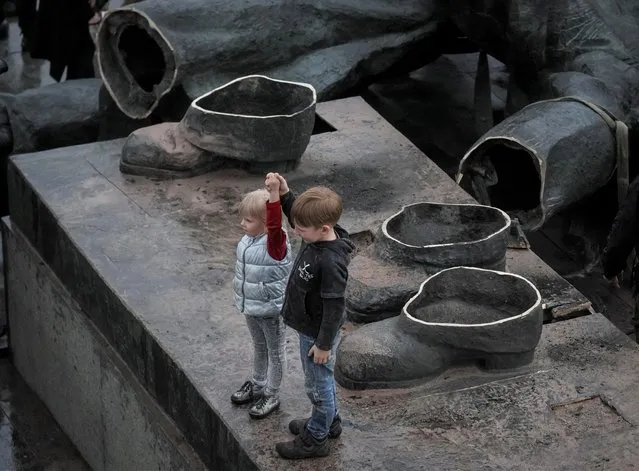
[292,186,343,228]
[239,189,269,219]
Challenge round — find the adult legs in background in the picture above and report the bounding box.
[17,0,37,51]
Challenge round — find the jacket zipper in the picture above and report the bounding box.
[241,238,256,312]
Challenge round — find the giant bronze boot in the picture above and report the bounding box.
[336,266,542,390]
[346,202,511,323]
[120,75,316,178]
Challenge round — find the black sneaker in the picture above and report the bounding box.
[248,395,280,419]
[230,381,263,405]
[288,415,342,439]
[276,428,329,460]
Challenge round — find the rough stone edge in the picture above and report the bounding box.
[2,217,208,471]
[6,162,260,471]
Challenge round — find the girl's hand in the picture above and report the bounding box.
[265,172,281,194]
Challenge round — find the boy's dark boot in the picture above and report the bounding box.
[276,428,329,459]
[230,381,263,405]
[288,416,342,439]
[248,395,280,419]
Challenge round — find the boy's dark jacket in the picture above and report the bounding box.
[279,191,355,350]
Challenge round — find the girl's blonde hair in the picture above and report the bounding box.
[239,189,269,219]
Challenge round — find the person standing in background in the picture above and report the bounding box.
[30,0,95,81]
[17,0,37,52]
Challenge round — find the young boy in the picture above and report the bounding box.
[231,174,292,419]
[265,172,355,460]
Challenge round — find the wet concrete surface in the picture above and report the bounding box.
[0,6,634,469]
[0,357,90,470]
[6,96,603,469]
[0,12,97,471]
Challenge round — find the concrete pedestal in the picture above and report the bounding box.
[2,219,205,471]
[7,97,637,470]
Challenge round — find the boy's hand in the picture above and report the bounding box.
[308,345,330,364]
[265,173,281,195]
[274,173,290,195]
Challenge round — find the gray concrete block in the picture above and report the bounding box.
[4,221,105,470]
[6,97,627,470]
[3,218,205,471]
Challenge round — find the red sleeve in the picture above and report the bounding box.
[266,200,287,261]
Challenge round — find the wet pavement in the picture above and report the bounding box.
[0,357,90,470]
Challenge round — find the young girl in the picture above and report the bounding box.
[231,174,291,418]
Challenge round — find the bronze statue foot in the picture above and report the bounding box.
[120,75,316,178]
[336,267,542,390]
[120,122,221,178]
[346,202,511,324]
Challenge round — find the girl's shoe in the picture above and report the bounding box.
[248,395,280,419]
[230,381,262,405]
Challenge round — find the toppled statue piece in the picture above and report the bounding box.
[336,267,542,390]
[346,202,511,323]
[457,93,624,230]
[120,75,316,178]
[96,0,433,119]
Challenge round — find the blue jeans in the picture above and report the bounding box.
[298,332,339,441]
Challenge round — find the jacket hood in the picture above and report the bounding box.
[312,225,355,258]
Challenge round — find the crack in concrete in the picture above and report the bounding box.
[85,160,152,217]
